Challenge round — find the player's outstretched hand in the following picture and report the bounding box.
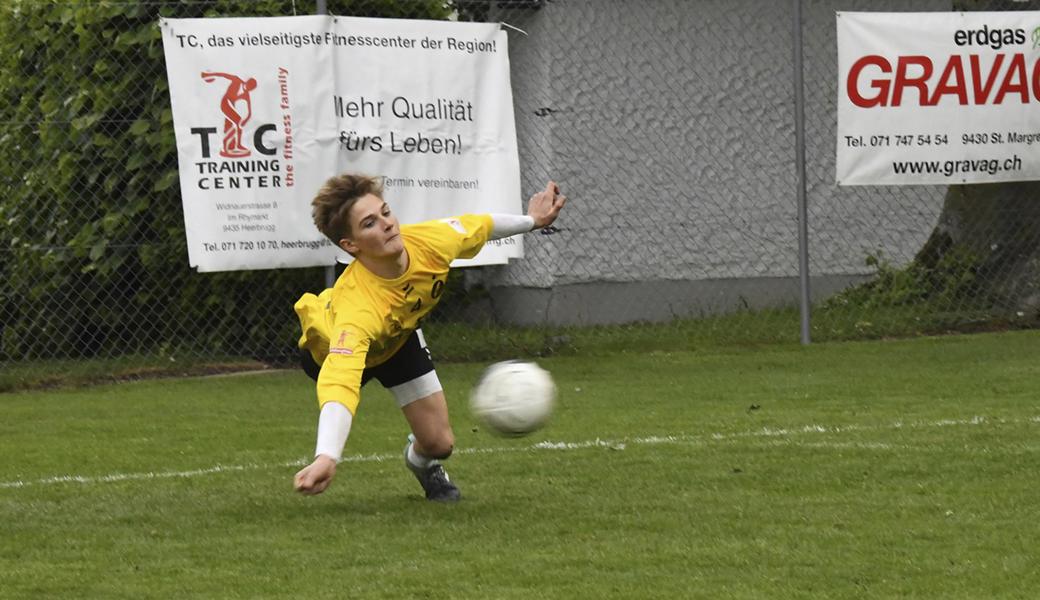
[294,454,337,495]
[527,180,567,229]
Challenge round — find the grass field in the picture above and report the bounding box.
[2,330,1040,598]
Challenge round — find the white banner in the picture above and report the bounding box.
[836,11,1040,186]
[161,15,522,271]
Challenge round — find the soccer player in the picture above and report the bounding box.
[292,174,566,501]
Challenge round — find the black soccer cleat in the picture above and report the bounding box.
[404,436,461,503]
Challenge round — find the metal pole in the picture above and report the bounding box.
[793,0,811,344]
[317,0,334,287]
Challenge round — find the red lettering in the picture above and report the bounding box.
[847,55,892,108]
[1034,58,1040,102]
[848,53,1040,108]
[994,54,1029,104]
[969,54,1004,104]
[929,56,967,106]
[892,56,932,106]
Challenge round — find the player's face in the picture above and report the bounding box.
[342,193,403,258]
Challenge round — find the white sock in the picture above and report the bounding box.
[407,441,436,469]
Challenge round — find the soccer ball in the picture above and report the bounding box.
[470,360,556,437]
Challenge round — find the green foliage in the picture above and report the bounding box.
[0,0,452,361]
[825,248,984,311]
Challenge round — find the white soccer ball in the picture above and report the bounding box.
[470,360,556,437]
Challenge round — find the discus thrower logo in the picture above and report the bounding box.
[330,329,354,355]
[1033,26,1040,50]
[202,71,257,158]
[188,69,283,191]
[196,71,279,159]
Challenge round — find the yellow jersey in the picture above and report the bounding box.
[294,213,493,414]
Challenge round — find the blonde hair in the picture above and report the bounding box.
[311,174,384,244]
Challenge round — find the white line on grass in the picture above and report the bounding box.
[0,415,1033,489]
[749,439,901,451]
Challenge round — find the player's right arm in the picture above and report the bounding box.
[294,323,371,496]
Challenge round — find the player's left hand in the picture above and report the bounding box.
[527,180,567,229]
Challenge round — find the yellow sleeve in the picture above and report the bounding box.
[451,213,494,259]
[296,286,380,415]
[315,323,371,415]
[294,289,334,364]
[408,214,493,263]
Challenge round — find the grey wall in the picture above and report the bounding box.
[474,0,949,325]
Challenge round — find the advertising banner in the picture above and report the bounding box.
[161,15,521,271]
[836,11,1040,185]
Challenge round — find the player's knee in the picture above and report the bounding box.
[425,433,454,459]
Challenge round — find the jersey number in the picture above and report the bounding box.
[409,278,444,312]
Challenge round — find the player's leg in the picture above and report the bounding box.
[401,390,454,459]
[397,388,460,503]
[373,329,460,502]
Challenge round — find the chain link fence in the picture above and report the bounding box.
[803,0,1040,341]
[3,0,1039,389]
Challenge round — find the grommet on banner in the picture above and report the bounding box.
[499,22,528,36]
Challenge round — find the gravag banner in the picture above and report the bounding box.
[836,11,1040,186]
[160,15,522,271]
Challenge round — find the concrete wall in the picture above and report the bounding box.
[475,0,950,325]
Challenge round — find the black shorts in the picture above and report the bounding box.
[299,329,435,389]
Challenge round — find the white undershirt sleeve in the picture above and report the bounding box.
[489,214,535,240]
[314,402,353,462]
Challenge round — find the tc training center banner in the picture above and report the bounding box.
[837,11,1040,186]
[161,15,522,272]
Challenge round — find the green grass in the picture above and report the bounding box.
[344,303,1038,363]
[0,354,270,394]
[3,330,1040,598]
[6,301,1036,393]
